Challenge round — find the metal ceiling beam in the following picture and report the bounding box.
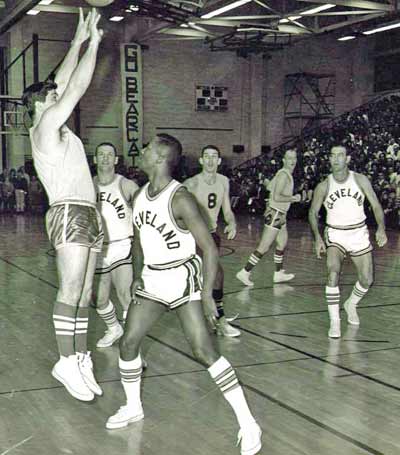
[298,0,393,12]
[317,11,386,32]
[0,0,41,35]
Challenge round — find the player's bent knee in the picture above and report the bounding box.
[119,333,140,357]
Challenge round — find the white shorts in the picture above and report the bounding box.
[95,238,132,274]
[135,255,202,310]
[325,225,372,257]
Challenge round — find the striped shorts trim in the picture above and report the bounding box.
[136,255,203,310]
[95,238,132,274]
[264,206,287,230]
[324,225,373,257]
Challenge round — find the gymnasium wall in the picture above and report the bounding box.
[4,12,375,171]
[263,34,374,149]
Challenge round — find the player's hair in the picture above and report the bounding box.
[22,81,58,119]
[95,142,117,156]
[201,144,221,157]
[156,133,182,168]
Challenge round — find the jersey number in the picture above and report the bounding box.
[208,193,217,209]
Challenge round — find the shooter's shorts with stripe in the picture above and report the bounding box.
[264,206,287,230]
[325,224,372,257]
[135,255,203,310]
[95,237,132,274]
[46,200,104,252]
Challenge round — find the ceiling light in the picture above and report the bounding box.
[363,22,400,35]
[180,23,189,27]
[27,9,40,15]
[110,16,124,22]
[201,0,252,19]
[280,15,301,23]
[301,4,335,15]
[338,35,356,41]
[39,0,54,5]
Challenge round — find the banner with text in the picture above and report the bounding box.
[120,43,143,162]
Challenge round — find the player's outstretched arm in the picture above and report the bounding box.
[221,178,237,240]
[355,173,387,247]
[38,9,103,133]
[172,188,218,326]
[274,173,301,203]
[55,8,91,97]
[308,180,328,258]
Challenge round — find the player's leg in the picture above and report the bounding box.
[95,271,123,347]
[236,224,279,287]
[212,236,241,336]
[326,246,345,338]
[75,249,103,396]
[177,301,262,455]
[52,245,94,401]
[345,252,374,326]
[106,298,166,429]
[273,224,295,283]
[112,262,133,324]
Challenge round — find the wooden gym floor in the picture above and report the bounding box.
[0,213,399,455]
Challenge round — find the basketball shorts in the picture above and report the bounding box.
[46,202,104,252]
[325,225,373,257]
[95,238,132,274]
[264,206,287,230]
[135,255,203,310]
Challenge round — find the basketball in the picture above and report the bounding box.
[84,0,114,6]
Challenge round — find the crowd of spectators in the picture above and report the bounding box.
[0,166,46,214]
[230,94,400,229]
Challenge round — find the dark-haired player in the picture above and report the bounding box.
[22,8,103,401]
[184,145,240,337]
[106,134,262,455]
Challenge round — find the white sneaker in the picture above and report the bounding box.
[344,300,360,325]
[52,355,94,402]
[237,422,262,455]
[328,319,341,338]
[236,269,254,287]
[106,404,144,430]
[217,318,241,337]
[77,351,103,396]
[273,270,295,283]
[96,324,124,348]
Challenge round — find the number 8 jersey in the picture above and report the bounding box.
[183,173,228,233]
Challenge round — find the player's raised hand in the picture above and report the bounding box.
[73,7,91,45]
[224,222,237,240]
[314,236,326,259]
[88,8,104,44]
[375,227,387,248]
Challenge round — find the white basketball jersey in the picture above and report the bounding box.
[324,171,366,228]
[269,168,294,213]
[30,126,95,206]
[133,180,196,266]
[95,174,133,242]
[186,173,227,232]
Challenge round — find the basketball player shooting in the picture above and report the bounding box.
[22,8,104,402]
